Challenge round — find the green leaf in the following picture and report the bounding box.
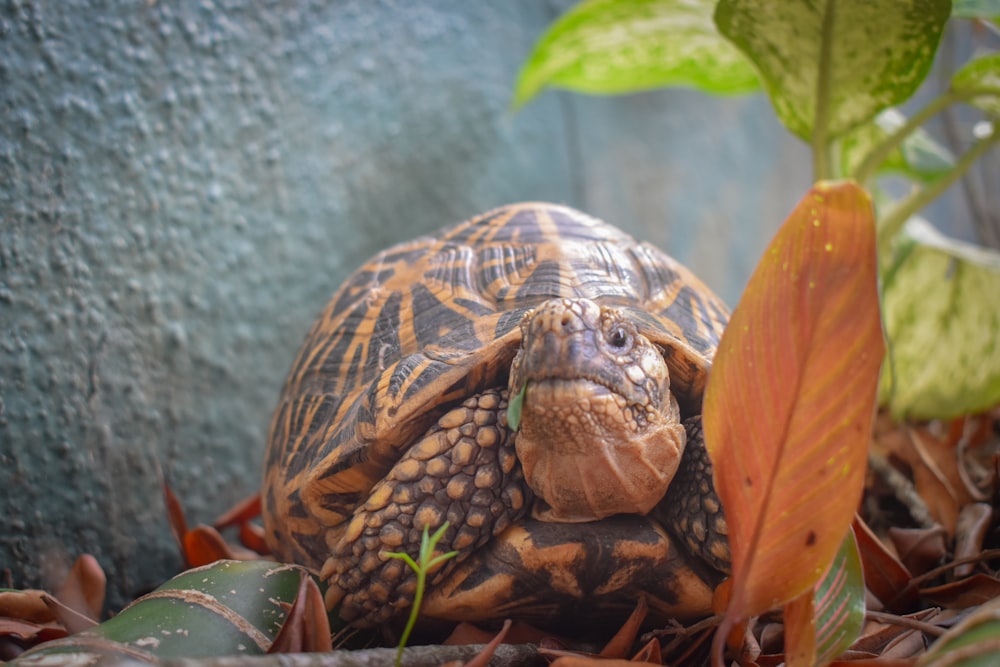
[11,561,316,663]
[879,218,1000,420]
[952,0,1000,18]
[714,0,951,141]
[513,0,760,109]
[507,382,527,431]
[919,597,1000,667]
[951,53,1000,117]
[813,528,866,665]
[839,108,955,183]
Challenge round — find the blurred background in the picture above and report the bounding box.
[0,1,988,607]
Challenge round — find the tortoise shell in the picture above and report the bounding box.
[262,202,729,613]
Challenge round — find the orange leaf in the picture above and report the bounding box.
[239,521,271,556]
[213,493,262,530]
[183,525,236,567]
[599,596,647,658]
[161,476,190,555]
[703,182,883,625]
[783,591,816,667]
[632,638,662,664]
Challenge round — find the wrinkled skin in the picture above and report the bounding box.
[510,298,687,522]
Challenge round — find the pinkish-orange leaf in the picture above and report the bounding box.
[703,181,883,655]
[783,591,817,667]
[461,619,512,667]
[54,554,105,624]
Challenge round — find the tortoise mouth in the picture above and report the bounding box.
[523,375,650,411]
[527,376,629,404]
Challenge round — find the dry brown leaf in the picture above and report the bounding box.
[40,593,96,634]
[921,573,1000,609]
[888,527,947,577]
[0,590,54,625]
[549,657,662,667]
[953,502,993,577]
[853,516,918,612]
[872,415,989,535]
[268,572,332,653]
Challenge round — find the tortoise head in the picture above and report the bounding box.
[508,297,686,523]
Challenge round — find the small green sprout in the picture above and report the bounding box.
[382,521,458,667]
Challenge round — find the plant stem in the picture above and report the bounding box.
[394,565,426,667]
[877,128,1000,248]
[811,0,837,182]
[852,92,959,185]
[386,523,457,667]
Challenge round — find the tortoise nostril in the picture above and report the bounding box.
[560,312,573,328]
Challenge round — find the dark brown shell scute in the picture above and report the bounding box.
[411,284,482,350]
[494,307,532,340]
[661,284,731,356]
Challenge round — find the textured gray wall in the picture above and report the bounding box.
[0,0,809,608]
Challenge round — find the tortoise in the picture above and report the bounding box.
[262,202,732,631]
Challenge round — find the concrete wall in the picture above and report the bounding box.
[0,0,811,607]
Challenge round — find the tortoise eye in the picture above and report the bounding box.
[607,326,631,350]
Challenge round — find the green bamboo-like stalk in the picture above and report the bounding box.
[11,560,313,663]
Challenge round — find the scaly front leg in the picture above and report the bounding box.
[321,388,531,627]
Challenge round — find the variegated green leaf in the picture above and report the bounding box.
[813,528,866,664]
[715,0,951,141]
[952,0,1000,18]
[951,53,1000,117]
[879,218,1000,420]
[12,561,318,663]
[513,0,760,109]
